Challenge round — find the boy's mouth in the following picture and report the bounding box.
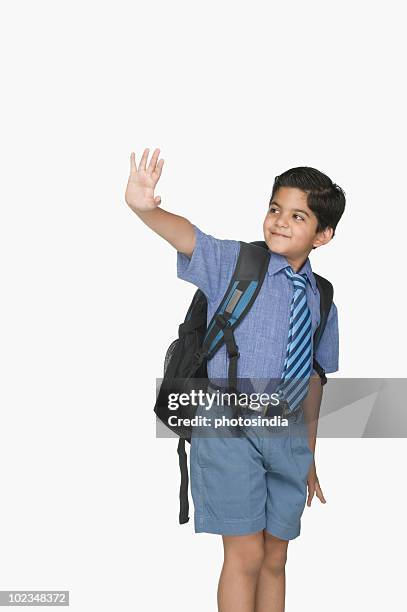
[271,231,290,238]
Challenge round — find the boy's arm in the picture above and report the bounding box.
[302,373,323,455]
[125,148,195,257]
[304,300,340,453]
[135,208,196,258]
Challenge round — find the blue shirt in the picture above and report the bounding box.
[177,225,339,388]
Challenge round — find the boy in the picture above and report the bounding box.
[125,148,345,612]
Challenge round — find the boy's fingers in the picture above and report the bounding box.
[148,148,160,173]
[315,482,326,503]
[139,147,149,171]
[307,487,315,506]
[154,158,164,178]
[130,152,137,174]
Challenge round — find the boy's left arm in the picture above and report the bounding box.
[302,374,326,505]
[302,373,323,456]
[302,300,340,505]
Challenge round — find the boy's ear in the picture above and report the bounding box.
[313,226,334,249]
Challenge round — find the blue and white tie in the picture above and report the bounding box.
[277,266,313,415]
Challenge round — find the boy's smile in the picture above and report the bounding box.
[263,187,333,271]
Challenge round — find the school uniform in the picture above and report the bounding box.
[176,225,339,540]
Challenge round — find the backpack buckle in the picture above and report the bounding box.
[215,314,230,329]
[227,346,240,359]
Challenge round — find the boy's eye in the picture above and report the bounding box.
[269,207,304,221]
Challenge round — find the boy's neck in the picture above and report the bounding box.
[285,251,311,273]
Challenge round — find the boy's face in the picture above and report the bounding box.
[263,187,333,261]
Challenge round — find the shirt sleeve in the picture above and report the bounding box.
[313,301,339,374]
[176,224,240,304]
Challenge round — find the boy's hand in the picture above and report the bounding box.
[306,459,326,506]
[125,148,164,213]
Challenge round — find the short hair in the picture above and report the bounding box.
[269,167,346,243]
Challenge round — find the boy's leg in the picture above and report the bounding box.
[255,530,288,612]
[218,531,265,612]
[190,403,267,536]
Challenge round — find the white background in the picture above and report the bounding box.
[1,1,406,610]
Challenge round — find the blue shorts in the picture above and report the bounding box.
[190,402,314,540]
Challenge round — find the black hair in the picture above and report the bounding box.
[269,167,346,246]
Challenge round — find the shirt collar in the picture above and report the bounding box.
[266,249,318,294]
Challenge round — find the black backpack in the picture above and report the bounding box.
[154,240,333,524]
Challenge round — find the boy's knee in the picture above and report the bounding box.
[223,534,265,576]
[231,549,264,577]
[262,552,287,576]
[262,533,288,575]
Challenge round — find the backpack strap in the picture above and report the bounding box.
[177,438,189,524]
[312,273,334,385]
[193,242,271,391]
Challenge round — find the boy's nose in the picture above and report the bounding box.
[276,217,289,228]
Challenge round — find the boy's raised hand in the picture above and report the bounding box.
[125,148,164,213]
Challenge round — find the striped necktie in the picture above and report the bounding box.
[277,266,313,415]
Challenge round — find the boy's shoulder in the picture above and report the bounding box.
[177,225,241,303]
[187,224,242,270]
[192,224,241,251]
